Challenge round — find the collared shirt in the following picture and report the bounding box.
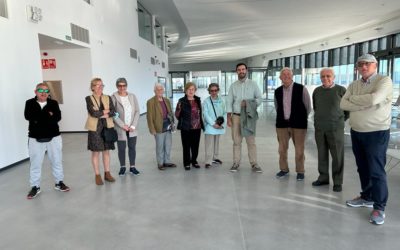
[322,83,335,89]
[361,73,377,86]
[275,82,311,120]
[226,78,262,113]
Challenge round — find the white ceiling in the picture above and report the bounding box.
[142,0,400,65]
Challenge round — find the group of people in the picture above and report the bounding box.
[24,54,393,225]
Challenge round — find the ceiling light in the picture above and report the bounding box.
[54,40,64,45]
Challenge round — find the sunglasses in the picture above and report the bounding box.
[117,84,127,88]
[37,88,50,93]
[209,89,219,92]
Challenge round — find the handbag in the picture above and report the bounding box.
[93,95,118,143]
[102,126,118,143]
[162,98,176,133]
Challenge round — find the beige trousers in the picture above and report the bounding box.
[276,127,306,173]
[231,115,257,165]
[204,134,220,164]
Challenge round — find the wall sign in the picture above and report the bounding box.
[41,59,56,69]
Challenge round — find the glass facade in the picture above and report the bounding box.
[137,2,152,43]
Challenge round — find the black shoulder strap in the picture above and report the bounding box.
[210,97,218,119]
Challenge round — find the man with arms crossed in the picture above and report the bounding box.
[340,54,392,225]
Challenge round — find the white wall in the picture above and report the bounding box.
[0,0,169,168]
[41,48,92,131]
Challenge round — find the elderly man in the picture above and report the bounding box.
[312,68,348,192]
[24,82,70,199]
[274,67,311,181]
[340,54,392,225]
[146,84,176,170]
[226,63,262,173]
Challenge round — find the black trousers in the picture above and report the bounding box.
[351,129,389,211]
[180,129,201,166]
[117,133,137,167]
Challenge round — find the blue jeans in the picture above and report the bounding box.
[155,131,172,165]
[28,135,64,187]
[351,129,389,211]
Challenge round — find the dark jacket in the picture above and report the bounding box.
[176,95,204,131]
[275,83,308,129]
[24,97,61,139]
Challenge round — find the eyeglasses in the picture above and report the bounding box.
[95,84,105,88]
[117,84,127,88]
[357,62,375,68]
[320,75,333,78]
[37,88,50,93]
[209,89,219,92]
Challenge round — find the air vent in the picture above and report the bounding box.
[130,48,137,59]
[0,0,8,18]
[70,23,90,44]
[162,62,165,68]
[150,57,155,65]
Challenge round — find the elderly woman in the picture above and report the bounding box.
[175,82,204,170]
[85,78,116,185]
[146,83,176,170]
[111,78,140,176]
[203,83,226,168]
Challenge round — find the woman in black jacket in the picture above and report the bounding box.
[175,82,204,170]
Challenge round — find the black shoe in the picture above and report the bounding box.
[192,163,200,169]
[184,166,191,171]
[164,163,177,168]
[158,164,166,170]
[205,164,211,169]
[276,170,289,178]
[55,181,70,192]
[129,167,140,176]
[296,173,305,181]
[333,185,342,192]
[27,186,41,199]
[312,180,329,186]
[118,167,126,176]
[212,159,223,164]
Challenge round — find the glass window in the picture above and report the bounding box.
[155,20,163,50]
[295,56,300,69]
[393,57,400,102]
[379,37,387,50]
[361,42,369,55]
[369,39,378,52]
[309,53,316,68]
[333,48,340,66]
[395,34,400,47]
[316,52,322,68]
[349,45,355,64]
[340,47,348,65]
[323,51,329,67]
[137,2,153,43]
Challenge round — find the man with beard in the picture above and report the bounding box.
[226,63,262,173]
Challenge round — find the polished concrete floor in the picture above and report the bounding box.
[1,99,400,250]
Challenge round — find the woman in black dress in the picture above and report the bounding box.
[85,78,117,185]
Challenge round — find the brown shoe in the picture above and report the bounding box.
[104,172,115,182]
[95,174,104,185]
[158,164,166,170]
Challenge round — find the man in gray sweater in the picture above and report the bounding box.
[340,54,392,225]
[312,68,348,192]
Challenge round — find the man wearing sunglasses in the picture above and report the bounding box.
[24,83,70,199]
